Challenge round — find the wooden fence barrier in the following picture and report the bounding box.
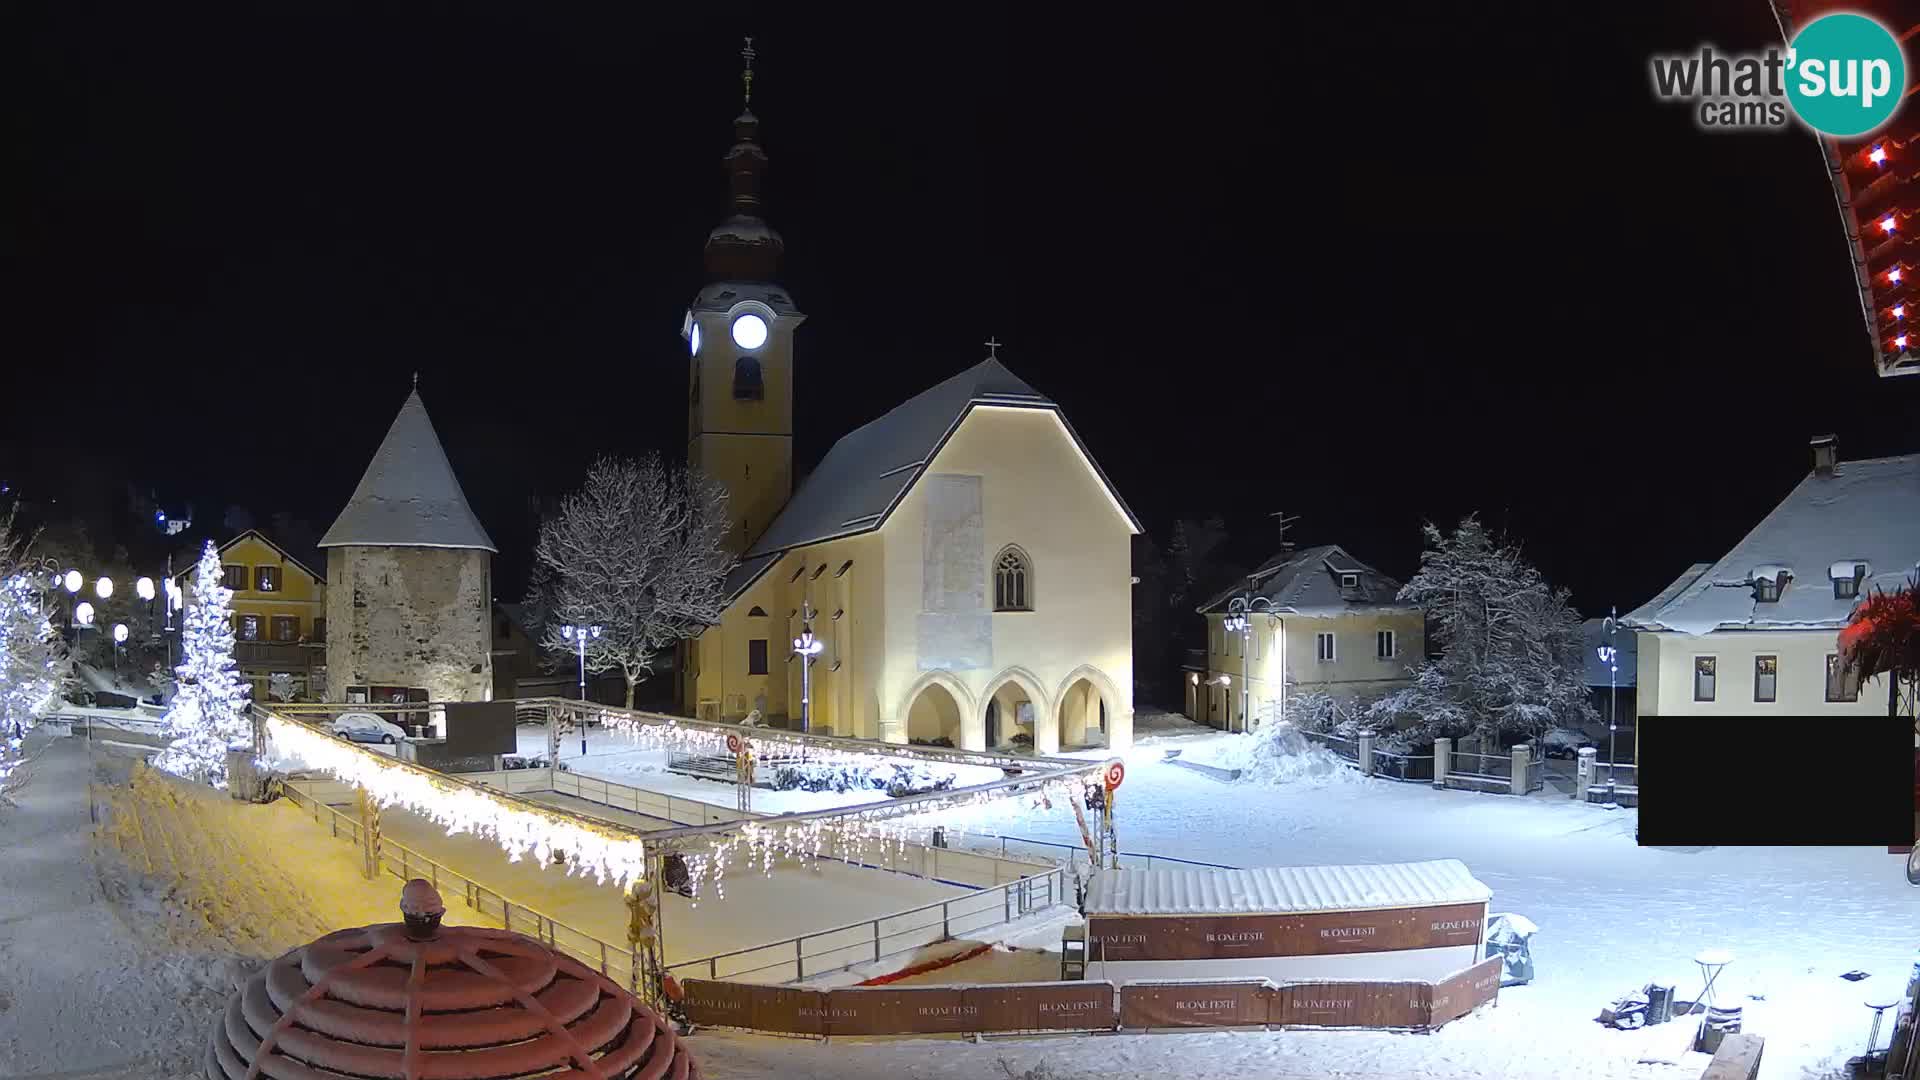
[682,955,1502,1038]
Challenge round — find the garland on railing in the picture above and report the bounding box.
[673,777,1090,904]
[265,716,651,888]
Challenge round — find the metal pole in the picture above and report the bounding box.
[1242,617,1250,735]
[1607,608,1618,799]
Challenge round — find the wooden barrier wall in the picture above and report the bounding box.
[1087,902,1487,961]
[682,956,1502,1037]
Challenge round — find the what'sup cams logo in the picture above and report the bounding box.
[1651,12,1907,136]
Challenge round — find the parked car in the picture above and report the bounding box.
[1539,727,1596,759]
[330,712,408,745]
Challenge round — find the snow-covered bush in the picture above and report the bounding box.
[769,760,959,798]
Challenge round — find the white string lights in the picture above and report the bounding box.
[266,717,651,888]
[267,704,1094,905]
[669,776,1090,905]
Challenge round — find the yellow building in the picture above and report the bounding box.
[675,80,1141,754]
[1189,545,1424,732]
[171,529,327,702]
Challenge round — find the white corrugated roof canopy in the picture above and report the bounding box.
[1085,859,1491,917]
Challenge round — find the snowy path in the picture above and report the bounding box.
[0,734,217,1079]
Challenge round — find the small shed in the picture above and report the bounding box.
[1085,859,1492,984]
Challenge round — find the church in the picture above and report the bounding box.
[677,47,1140,754]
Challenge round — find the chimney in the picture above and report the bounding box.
[1810,434,1838,476]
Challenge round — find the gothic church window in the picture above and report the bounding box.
[993,546,1033,612]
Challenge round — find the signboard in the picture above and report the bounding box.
[823,987,977,1036]
[442,701,517,756]
[966,982,1116,1032]
[1118,982,1273,1029]
[1425,957,1502,1028]
[1273,979,1427,1029]
[1089,902,1485,961]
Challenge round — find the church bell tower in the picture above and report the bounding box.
[685,37,805,555]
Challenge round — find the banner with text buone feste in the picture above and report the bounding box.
[964,982,1116,1032]
[1425,956,1502,1028]
[1117,982,1275,1028]
[1089,902,1486,961]
[1272,979,1427,1029]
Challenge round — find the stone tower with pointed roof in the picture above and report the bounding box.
[320,390,497,710]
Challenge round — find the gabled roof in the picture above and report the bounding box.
[170,529,327,586]
[1582,618,1638,687]
[1196,544,1411,616]
[722,357,1141,603]
[318,390,497,552]
[1622,452,1920,634]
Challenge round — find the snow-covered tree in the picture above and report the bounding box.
[1840,570,1920,723]
[1371,516,1594,744]
[1,512,68,802]
[153,539,252,787]
[530,456,734,708]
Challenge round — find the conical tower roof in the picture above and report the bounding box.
[318,390,497,552]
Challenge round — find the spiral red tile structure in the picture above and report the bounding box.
[207,886,697,1080]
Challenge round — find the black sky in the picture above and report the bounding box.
[8,4,1919,614]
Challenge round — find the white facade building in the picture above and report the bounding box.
[1623,436,1918,731]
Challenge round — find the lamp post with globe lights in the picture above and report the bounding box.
[1224,587,1282,734]
[560,624,602,755]
[792,602,825,734]
[1598,608,1621,799]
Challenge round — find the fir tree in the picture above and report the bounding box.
[154,539,253,787]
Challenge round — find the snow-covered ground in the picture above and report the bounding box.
[10,710,1917,1079]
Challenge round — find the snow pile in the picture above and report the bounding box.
[1200,723,1367,787]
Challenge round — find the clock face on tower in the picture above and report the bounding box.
[731,313,769,351]
[689,322,702,356]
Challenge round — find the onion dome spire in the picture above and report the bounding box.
[704,36,785,281]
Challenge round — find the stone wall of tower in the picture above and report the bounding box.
[325,546,493,704]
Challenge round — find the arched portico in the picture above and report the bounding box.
[1054,664,1127,752]
[894,670,977,748]
[981,666,1054,754]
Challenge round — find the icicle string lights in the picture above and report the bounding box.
[266,716,650,888]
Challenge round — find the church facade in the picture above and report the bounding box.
[677,58,1140,754]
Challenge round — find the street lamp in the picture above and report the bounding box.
[136,577,155,601]
[74,601,95,627]
[1225,589,1281,734]
[113,623,129,678]
[95,576,113,600]
[1598,608,1620,799]
[63,570,82,594]
[792,602,825,733]
[559,624,602,755]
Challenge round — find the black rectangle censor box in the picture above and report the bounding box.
[1638,717,1914,846]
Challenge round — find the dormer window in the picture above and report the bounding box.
[1340,573,1359,589]
[1750,565,1791,603]
[1830,560,1869,600]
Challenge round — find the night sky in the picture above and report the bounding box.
[9,4,1920,616]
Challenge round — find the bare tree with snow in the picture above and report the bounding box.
[529,456,734,708]
[1368,516,1594,744]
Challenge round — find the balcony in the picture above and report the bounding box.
[234,641,323,670]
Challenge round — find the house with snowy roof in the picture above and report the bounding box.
[672,75,1140,753]
[1622,435,1919,729]
[1188,544,1423,731]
